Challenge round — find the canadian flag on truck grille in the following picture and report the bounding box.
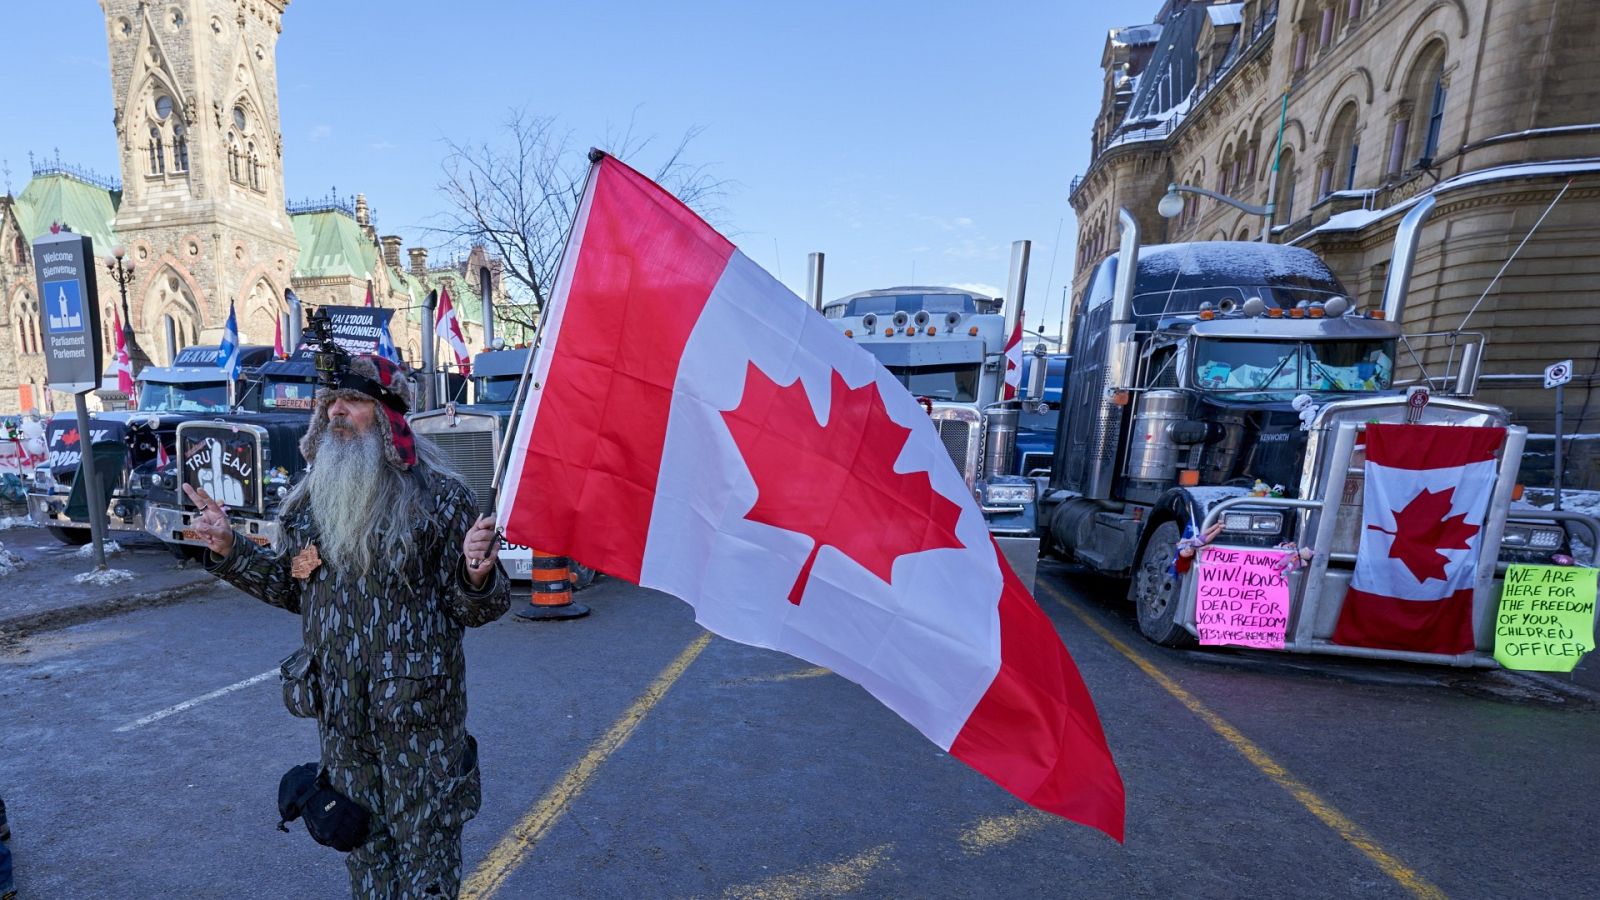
[1334,423,1507,655]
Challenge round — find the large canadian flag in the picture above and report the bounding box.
[1334,423,1507,654]
[500,155,1124,839]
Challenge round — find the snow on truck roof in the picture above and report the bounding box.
[1132,242,1343,291]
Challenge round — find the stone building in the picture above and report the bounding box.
[0,0,525,414]
[1068,0,1600,435]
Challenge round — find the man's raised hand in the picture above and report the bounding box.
[182,483,235,557]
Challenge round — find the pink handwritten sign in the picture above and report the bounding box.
[1194,545,1292,649]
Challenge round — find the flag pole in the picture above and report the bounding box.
[484,149,604,526]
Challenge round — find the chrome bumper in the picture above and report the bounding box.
[26,490,147,533]
[145,502,281,548]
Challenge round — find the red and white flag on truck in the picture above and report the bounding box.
[112,307,135,401]
[1334,423,1507,654]
[1003,313,1024,399]
[499,155,1124,838]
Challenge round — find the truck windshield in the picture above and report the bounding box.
[835,294,984,318]
[475,376,519,405]
[1193,339,1395,397]
[137,381,230,412]
[883,364,980,402]
[261,379,317,411]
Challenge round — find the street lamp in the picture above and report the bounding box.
[106,246,153,377]
[1158,182,1275,241]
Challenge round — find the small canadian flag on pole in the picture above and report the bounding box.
[1003,312,1025,400]
[434,286,472,377]
[112,306,135,401]
[499,154,1125,838]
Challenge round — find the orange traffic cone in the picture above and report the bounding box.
[515,550,591,620]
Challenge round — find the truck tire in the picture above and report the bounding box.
[47,526,92,546]
[1131,520,1195,648]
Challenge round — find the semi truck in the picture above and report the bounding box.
[1039,201,1594,665]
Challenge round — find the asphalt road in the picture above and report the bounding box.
[1,563,1597,898]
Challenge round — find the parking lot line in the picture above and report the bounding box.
[112,668,277,733]
[462,632,713,899]
[1038,580,1447,900]
[711,843,893,900]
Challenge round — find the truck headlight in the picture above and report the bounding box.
[983,483,1036,505]
[1501,524,1564,550]
[1222,511,1283,534]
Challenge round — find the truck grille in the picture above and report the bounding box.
[421,430,497,513]
[937,420,972,472]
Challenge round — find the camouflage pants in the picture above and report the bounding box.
[321,724,482,899]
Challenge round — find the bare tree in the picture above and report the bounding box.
[433,108,730,332]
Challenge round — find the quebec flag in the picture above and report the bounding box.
[378,316,402,366]
[217,301,241,380]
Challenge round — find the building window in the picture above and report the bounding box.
[1275,149,1297,225]
[148,126,165,174]
[173,125,189,172]
[12,235,25,265]
[1422,74,1447,161]
[228,133,242,182]
[247,142,260,189]
[1402,42,1449,171]
[1324,103,1361,197]
[1344,141,1360,191]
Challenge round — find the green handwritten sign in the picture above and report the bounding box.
[1494,565,1598,672]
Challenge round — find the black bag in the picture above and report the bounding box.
[277,763,371,853]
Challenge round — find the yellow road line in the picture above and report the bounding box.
[714,843,893,900]
[956,809,1055,855]
[746,666,833,683]
[462,632,714,898]
[1038,580,1447,900]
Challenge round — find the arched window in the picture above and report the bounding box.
[173,124,189,172]
[228,133,242,182]
[247,141,260,189]
[1274,148,1298,225]
[1322,103,1360,196]
[12,235,25,265]
[148,126,165,174]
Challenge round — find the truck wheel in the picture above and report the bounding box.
[47,526,92,546]
[1131,521,1195,648]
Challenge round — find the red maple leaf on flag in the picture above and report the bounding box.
[61,428,80,447]
[721,363,965,605]
[1367,487,1480,583]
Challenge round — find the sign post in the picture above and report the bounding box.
[33,228,109,569]
[1545,359,1573,511]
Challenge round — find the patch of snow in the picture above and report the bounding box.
[1305,208,1390,233]
[1207,4,1244,27]
[1435,157,1600,193]
[1477,124,1600,143]
[0,516,37,530]
[0,542,21,576]
[75,540,123,558]
[73,568,136,586]
[1135,241,1339,283]
[1526,433,1600,441]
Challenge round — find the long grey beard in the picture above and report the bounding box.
[306,427,386,574]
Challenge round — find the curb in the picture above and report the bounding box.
[0,574,214,641]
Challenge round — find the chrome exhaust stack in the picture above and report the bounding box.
[1381,195,1437,327]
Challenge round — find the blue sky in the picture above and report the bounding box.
[0,1,1135,335]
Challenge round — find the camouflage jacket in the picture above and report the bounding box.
[207,466,510,736]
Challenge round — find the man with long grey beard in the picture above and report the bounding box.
[184,353,510,899]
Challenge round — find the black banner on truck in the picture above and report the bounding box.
[178,422,263,513]
[291,306,394,360]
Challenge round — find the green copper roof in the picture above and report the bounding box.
[290,209,378,279]
[13,173,121,252]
